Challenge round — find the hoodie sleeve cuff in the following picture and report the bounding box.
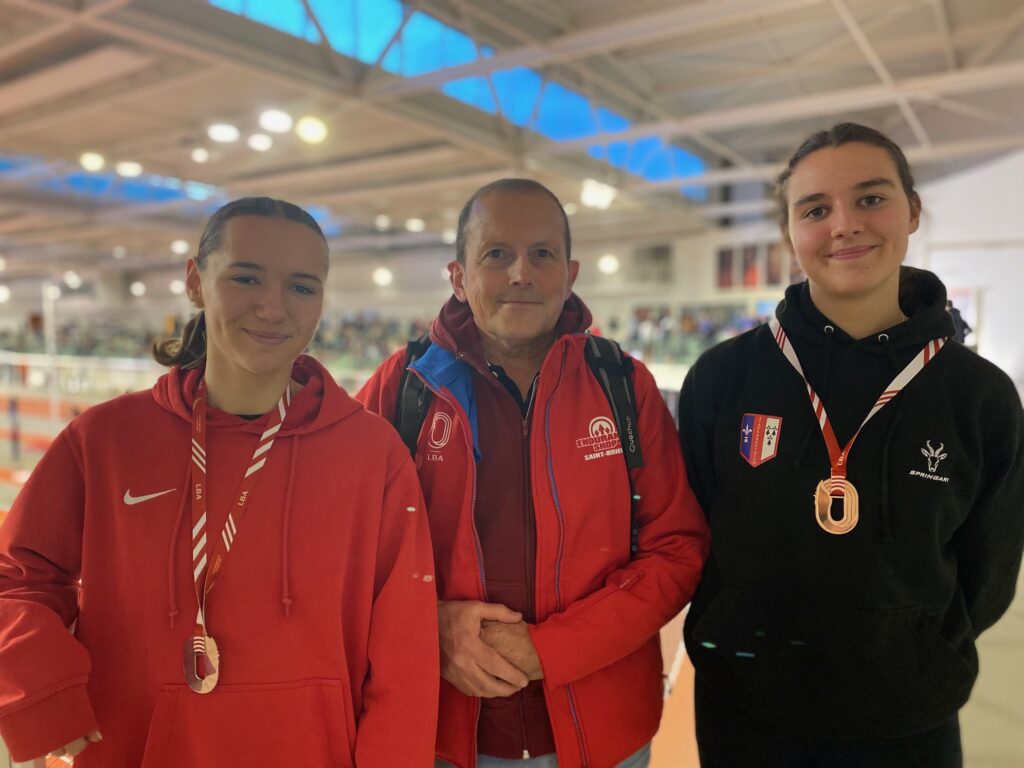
[0,682,98,762]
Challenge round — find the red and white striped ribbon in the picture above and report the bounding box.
[190,381,291,631]
[768,317,945,482]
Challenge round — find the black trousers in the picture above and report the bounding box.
[694,677,963,768]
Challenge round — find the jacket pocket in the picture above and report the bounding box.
[139,678,354,767]
[689,584,976,739]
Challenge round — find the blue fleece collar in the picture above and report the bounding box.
[409,344,481,461]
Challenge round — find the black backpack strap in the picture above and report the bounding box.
[395,334,434,457]
[584,334,644,555]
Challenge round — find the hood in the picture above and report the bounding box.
[774,267,955,544]
[776,266,955,353]
[429,292,592,373]
[157,354,360,628]
[152,354,362,434]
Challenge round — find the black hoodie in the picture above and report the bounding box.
[678,267,1024,740]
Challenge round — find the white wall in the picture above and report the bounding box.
[911,149,1024,392]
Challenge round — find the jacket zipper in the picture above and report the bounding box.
[410,369,486,765]
[542,348,589,767]
[520,385,537,761]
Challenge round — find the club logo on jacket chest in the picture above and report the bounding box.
[575,416,623,462]
[740,413,783,467]
[425,411,453,462]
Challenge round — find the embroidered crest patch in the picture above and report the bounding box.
[740,413,783,467]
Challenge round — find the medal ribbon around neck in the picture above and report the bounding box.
[767,317,946,535]
[185,380,291,693]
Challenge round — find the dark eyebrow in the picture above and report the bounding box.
[792,192,825,209]
[793,177,896,209]
[227,261,322,284]
[479,240,561,249]
[854,177,895,191]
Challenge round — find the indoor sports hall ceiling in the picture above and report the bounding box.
[0,0,1022,291]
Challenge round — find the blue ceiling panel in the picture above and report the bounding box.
[207,0,708,192]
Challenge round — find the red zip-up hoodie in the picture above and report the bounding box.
[0,355,438,766]
[359,296,710,768]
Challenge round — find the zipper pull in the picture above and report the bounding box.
[522,750,531,759]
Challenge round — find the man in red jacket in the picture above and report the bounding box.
[358,179,709,768]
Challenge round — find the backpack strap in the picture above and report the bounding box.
[395,334,434,457]
[584,334,644,555]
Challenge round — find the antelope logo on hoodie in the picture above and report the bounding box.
[910,440,951,483]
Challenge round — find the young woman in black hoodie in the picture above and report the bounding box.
[678,123,1024,768]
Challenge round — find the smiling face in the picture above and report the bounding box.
[784,142,920,304]
[451,188,578,351]
[186,215,326,384]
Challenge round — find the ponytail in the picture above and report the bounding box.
[152,312,207,369]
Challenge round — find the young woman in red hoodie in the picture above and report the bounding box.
[0,197,439,767]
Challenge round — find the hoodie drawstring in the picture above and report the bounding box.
[168,436,302,627]
[878,402,907,545]
[281,437,299,617]
[878,332,900,371]
[167,466,191,629]
[821,325,835,397]
[876,332,904,543]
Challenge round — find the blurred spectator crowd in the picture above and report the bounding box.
[0,307,765,369]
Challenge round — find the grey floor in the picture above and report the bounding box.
[961,566,1024,767]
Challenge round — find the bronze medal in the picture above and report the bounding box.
[184,634,220,694]
[769,318,946,536]
[814,477,859,535]
[184,381,291,692]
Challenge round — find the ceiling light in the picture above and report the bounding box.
[260,109,294,133]
[115,161,143,178]
[44,284,61,301]
[597,253,620,275]
[295,116,327,144]
[374,214,391,232]
[191,147,210,163]
[442,228,456,245]
[112,246,126,259]
[564,203,578,216]
[372,267,394,287]
[247,133,273,152]
[129,281,146,297]
[79,152,105,172]
[405,218,425,233]
[208,123,240,143]
[170,279,186,295]
[170,239,189,256]
[63,271,83,289]
[580,179,618,210]
[0,285,9,303]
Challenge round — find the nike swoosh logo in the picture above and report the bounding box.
[124,488,177,506]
